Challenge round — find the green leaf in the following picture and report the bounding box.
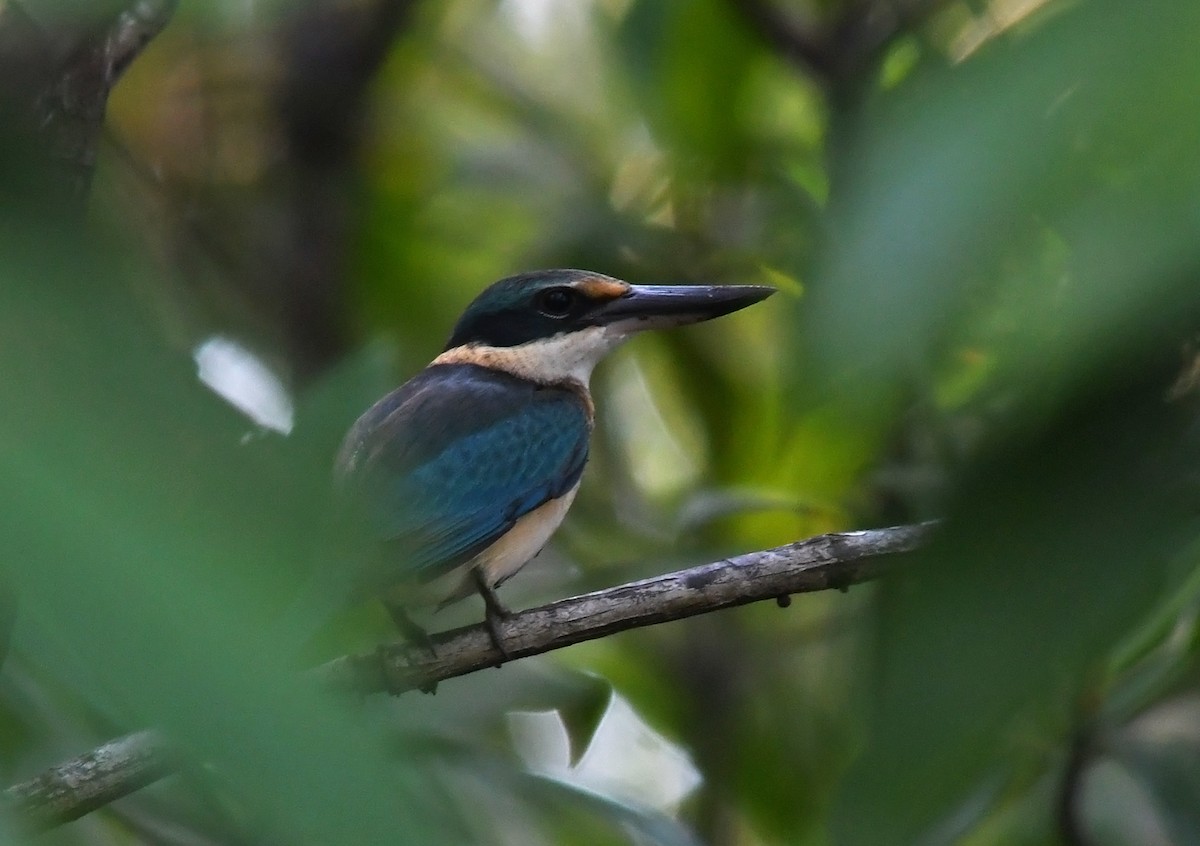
[831,367,1200,842]
[618,0,761,176]
[803,0,1200,423]
[0,233,455,843]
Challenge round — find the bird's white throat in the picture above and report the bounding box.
[432,325,628,386]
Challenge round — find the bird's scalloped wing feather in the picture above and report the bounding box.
[339,364,589,592]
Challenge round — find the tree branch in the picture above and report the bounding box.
[3,522,933,828]
[4,730,173,828]
[0,0,179,208]
[320,522,934,695]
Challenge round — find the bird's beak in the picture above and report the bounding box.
[594,284,776,333]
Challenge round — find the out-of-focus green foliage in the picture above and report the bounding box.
[2,0,1200,843]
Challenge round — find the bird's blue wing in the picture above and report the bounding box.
[337,363,590,592]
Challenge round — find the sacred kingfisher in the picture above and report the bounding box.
[335,269,774,651]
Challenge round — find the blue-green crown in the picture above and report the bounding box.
[445,269,614,349]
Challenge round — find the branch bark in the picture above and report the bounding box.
[4,730,173,829]
[3,522,933,828]
[319,522,934,695]
[0,0,178,210]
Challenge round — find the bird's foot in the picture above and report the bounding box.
[384,601,438,659]
[472,570,513,663]
[483,608,513,662]
[381,602,439,694]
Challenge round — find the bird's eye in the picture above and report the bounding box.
[537,287,576,317]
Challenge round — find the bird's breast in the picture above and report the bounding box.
[473,482,580,588]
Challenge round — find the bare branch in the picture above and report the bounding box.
[0,0,178,207]
[2,522,933,827]
[101,0,180,83]
[52,0,178,194]
[4,730,173,829]
[320,522,934,695]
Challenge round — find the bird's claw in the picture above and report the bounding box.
[472,570,513,663]
[483,608,513,662]
[384,600,439,660]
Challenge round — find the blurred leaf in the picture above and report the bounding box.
[0,232,455,843]
[618,0,761,176]
[0,578,15,673]
[1105,696,1200,846]
[523,772,702,846]
[7,0,1200,842]
[804,0,1200,422]
[673,487,827,533]
[832,367,1200,843]
[557,675,613,768]
[1074,758,1173,846]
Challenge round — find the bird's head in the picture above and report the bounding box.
[437,269,774,384]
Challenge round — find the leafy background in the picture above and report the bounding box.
[2,0,1200,843]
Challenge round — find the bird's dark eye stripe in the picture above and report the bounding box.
[537,287,576,317]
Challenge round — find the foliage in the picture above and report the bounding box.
[2,0,1200,843]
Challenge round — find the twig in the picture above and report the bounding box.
[2,522,933,827]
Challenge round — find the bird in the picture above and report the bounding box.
[333,269,774,654]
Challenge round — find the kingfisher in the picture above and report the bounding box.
[334,269,774,653]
